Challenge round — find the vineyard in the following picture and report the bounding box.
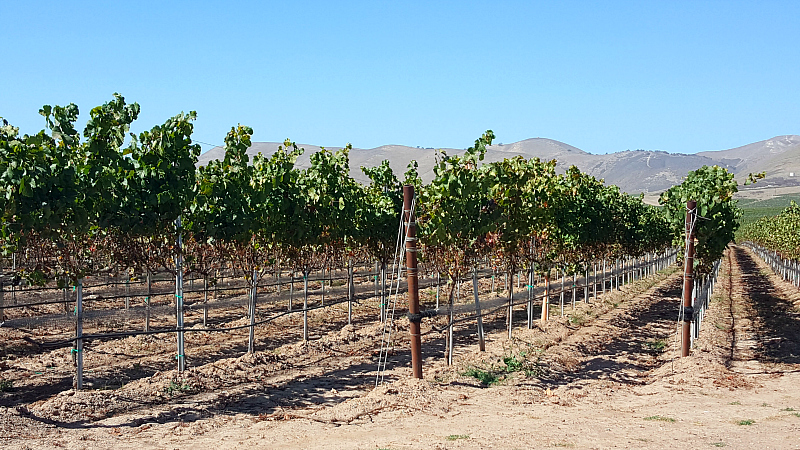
[2,96,800,449]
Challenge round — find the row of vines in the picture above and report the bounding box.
[1,95,741,296]
[738,201,800,260]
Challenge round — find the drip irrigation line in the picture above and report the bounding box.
[31,296,356,348]
[0,269,391,303]
[3,252,671,317]
[0,269,397,310]
[0,298,77,310]
[0,281,382,329]
[421,252,678,332]
[3,251,676,332]
[13,253,660,316]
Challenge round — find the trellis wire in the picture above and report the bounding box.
[744,241,800,290]
[3,245,676,394]
[376,195,415,386]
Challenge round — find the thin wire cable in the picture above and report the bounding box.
[30,295,356,348]
[14,245,675,351]
[379,196,416,385]
[375,197,413,386]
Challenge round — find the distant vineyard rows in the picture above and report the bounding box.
[738,202,800,260]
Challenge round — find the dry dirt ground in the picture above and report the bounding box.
[2,245,800,449]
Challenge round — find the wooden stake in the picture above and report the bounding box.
[507,270,514,339]
[145,271,151,332]
[62,280,68,314]
[347,259,353,325]
[572,273,576,309]
[560,268,565,317]
[380,263,386,322]
[436,272,440,309]
[75,279,84,390]
[473,268,485,351]
[527,266,534,329]
[248,270,257,353]
[303,270,309,341]
[203,276,208,327]
[602,259,606,294]
[541,276,550,323]
[584,266,589,303]
[448,285,455,365]
[289,270,293,311]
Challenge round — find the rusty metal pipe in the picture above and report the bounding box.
[404,185,422,379]
[682,200,697,357]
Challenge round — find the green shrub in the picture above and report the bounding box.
[463,368,498,385]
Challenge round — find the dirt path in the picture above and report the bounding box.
[3,246,800,449]
[726,245,800,371]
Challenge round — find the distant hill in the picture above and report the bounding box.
[197,135,800,197]
[697,135,800,187]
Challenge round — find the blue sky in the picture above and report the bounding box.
[3,1,798,155]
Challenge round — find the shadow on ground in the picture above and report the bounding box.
[733,246,800,365]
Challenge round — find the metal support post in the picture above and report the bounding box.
[175,217,186,372]
[75,279,84,390]
[404,185,422,379]
[681,200,697,357]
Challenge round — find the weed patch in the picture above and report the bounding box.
[503,355,524,372]
[463,368,498,386]
[643,339,667,353]
[164,380,194,396]
[644,415,675,422]
[568,312,588,326]
[446,435,469,441]
[465,349,546,385]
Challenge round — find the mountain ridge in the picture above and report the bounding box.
[196,135,800,196]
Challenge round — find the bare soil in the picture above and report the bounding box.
[2,246,800,449]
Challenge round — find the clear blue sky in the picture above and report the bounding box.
[3,1,798,155]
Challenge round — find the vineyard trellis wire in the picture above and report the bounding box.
[1,95,747,392]
[738,200,800,289]
[742,242,800,290]
[1,248,679,390]
[2,252,679,333]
